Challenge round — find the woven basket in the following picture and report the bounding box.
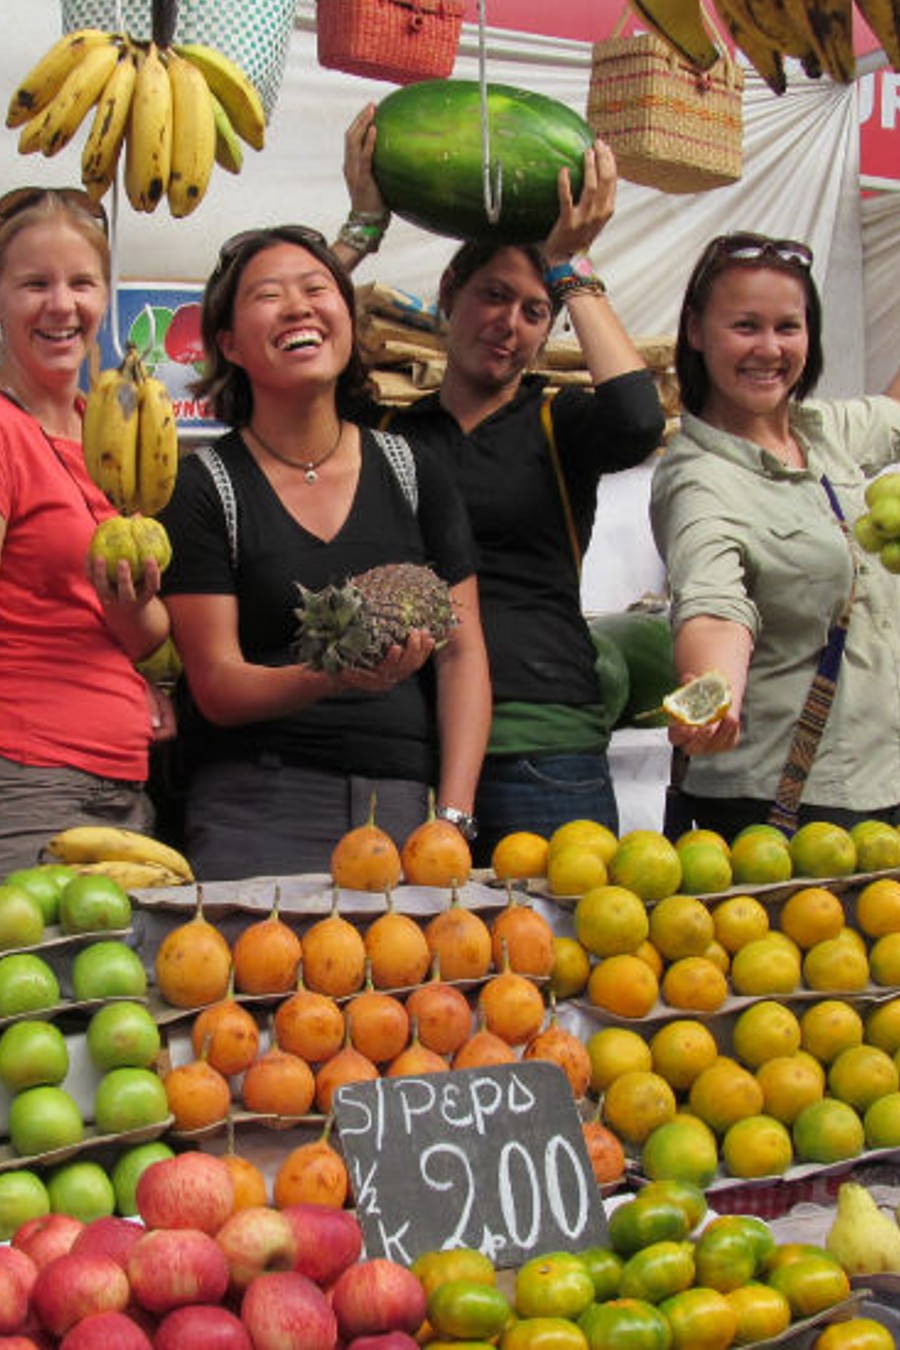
[60,0,297,117]
[316,0,464,84]
[586,32,743,194]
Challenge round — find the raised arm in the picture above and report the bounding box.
[542,139,649,385]
[332,103,390,274]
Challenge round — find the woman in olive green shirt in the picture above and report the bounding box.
[651,232,900,837]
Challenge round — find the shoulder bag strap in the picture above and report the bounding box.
[540,388,582,579]
[767,473,857,836]
[194,444,239,571]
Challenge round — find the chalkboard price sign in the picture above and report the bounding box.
[333,1061,608,1268]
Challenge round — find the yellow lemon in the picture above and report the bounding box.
[711,894,770,954]
[677,828,730,857]
[730,935,801,996]
[574,884,649,957]
[640,1115,720,1188]
[756,1053,825,1125]
[732,1001,801,1068]
[602,1068,677,1146]
[778,886,845,950]
[491,831,549,880]
[827,1043,899,1112]
[789,821,857,879]
[725,1284,791,1345]
[586,953,659,1019]
[587,1025,653,1093]
[609,830,682,903]
[721,1114,793,1179]
[865,996,900,1055]
[548,819,618,864]
[546,844,607,898]
[661,956,729,1013]
[792,1098,865,1163]
[856,876,900,937]
[659,1286,737,1350]
[800,999,864,1064]
[869,932,900,986]
[863,1090,900,1149]
[650,1019,719,1091]
[729,833,792,886]
[689,1057,765,1135]
[548,935,591,1000]
[648,893,715,960]
[850,819,900,871]
[802,935,870,992]
[676,840,733,896]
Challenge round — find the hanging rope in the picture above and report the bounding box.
[477,0,501,224]
[106,0,127,361]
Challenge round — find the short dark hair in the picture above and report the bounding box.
[438,240,561,318]
[676,232,824,416]
[191,226,370,426]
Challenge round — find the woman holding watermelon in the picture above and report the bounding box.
[338,110,665,863]
[650,233,900,837]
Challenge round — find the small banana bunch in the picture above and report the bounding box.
[45,825,193,888]
[83,343,178,518]
[627,0,899,95]
[6,20,266,217]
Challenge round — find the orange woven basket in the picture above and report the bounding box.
[316,0,465,84]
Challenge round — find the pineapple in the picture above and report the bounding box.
[292,562,456,675]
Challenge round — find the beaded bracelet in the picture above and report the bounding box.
[544,256,607,306]
[336,208,391,257]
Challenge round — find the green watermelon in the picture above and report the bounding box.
[589,611,676,729]
[372,80,594,243]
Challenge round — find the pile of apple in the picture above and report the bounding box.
[0,1150,427,1349]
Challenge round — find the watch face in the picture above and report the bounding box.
[572,255,595,278]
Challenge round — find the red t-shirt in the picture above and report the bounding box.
[0,397,150,779]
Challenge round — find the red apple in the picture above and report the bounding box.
[281,1203,363,1287]
[0,1265,29,1336]
[70,1217,143,1269]
[240,1271,337,1350]
[126,1227,229,1314]
[12,1213,84,1269]
[215,1206,297,1292]
[345,1336,422,1350]
[58,1310,153,1349]
[30,1252,130,1338]
[135,1152,234,1234]
[331,1260,427,1340]
[154,1304,253,1349]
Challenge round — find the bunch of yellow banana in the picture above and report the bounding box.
[82,344,178,517]
[6,24,266,216]
[45,826,193,887]
[625,0,899,93]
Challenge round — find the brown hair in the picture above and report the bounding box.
[191,226,370,426]
[0,188,110,284]
[438,240,561,319]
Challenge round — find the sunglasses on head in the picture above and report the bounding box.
[707,233,813,271]
[0,186,108,237]
[213,224,328,276]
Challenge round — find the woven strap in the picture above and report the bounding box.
[767,474,856,836]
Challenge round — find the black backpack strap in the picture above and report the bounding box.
[194,444,239,570]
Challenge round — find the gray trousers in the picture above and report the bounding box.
[184,756,429,880]
[0,755,153,875]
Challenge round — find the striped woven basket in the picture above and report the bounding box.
[586,32,744,194]
[60,0,297,117]
[316,0,464,84]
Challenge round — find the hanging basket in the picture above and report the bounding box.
[60,0,297,118]
[316,0,464,85]
[586,31,744,194]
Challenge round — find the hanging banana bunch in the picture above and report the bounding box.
[614,0,899,92]
[5,0,266,216]
[82,344,178,581]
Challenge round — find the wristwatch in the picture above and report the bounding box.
[435,806,479,840]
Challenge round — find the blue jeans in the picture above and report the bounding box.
[473,752,618,867]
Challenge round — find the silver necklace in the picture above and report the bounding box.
[249,420,344,483]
